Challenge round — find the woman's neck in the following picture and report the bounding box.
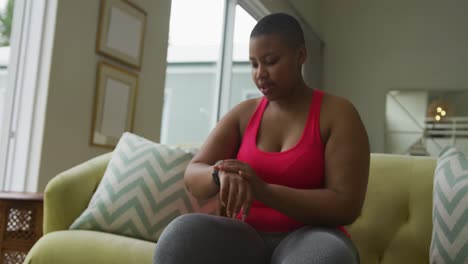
[269,81,312,111]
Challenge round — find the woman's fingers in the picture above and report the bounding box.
[218,164,240,173]
[242,185,253,221]
[233,181,247,218]
[218,160,247,173]
[226,179,238,217]
[218,170,254,220]
[219,171,229,207]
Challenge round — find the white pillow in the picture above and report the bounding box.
[430,147,468,263]
[70,132,218,241]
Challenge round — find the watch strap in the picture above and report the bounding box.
[212,160,222,186]
[212,168,220,186]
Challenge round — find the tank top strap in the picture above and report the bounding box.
[311,89,324,114]
[243,97,268,145]
[303,89,324,147]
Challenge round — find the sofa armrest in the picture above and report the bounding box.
[43,152,113,234]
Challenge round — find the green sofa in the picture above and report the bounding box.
[24,153,436,264]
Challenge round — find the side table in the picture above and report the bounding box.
[0,192,43,264]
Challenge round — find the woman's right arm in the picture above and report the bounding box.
[184,102,247,200]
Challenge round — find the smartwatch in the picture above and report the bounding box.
[212,161,222,186]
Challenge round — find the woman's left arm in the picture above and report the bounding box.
[219,97,370,226]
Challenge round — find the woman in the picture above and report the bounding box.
[153,13,369,264]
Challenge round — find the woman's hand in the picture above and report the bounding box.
[217,170,253,220]
[216,159,267,201]
[216,159,266,213]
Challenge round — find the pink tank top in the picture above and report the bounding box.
[236,89,346,234]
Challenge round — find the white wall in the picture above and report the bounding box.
[37,0,171,191]
[257,0,322,37]
[288,0,322,38]
[321,0,468,152]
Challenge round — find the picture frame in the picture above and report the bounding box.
[96,0,147,70]
[91,62,139,148]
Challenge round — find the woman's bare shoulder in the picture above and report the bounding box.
[322,91,354,108]
[233,97,262,112]
[321,92,359,121]
[320,91,365,143]
[232,97,262,134]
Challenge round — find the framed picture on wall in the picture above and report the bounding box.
[96,0,147,70]
[91,62,139,148]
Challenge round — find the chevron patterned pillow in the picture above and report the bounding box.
[430,147,468,264]
[70,132,218,242]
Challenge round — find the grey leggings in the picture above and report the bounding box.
[153,213,360,264]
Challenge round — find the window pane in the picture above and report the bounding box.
[229,5,260,109]
[0,56,7,128]
[0,0,13,148]
[0,0,13,131]
[161,0,225,145]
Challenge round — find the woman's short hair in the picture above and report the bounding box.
[250,13,305,49]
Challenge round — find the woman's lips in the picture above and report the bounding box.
[260,87,271,95]
[259,82,274,95]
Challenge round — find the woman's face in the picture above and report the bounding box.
[249,34,306,101]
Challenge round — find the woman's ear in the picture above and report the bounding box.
[298,46,307,64]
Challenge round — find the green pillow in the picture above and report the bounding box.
[430,147,468,263]
[70,132,218,242]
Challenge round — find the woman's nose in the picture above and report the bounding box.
[256,65,267,79]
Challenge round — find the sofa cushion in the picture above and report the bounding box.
[346,154,436,264]
[430,147,468,263]
[70,132,218,242]
[24,230,155,264]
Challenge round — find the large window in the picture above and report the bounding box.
[0,0,57,191]
[0,0,13,145]
[0,0,15,189]
[161,0,225,145]
[161,0,260,145]
[229,5,259,109]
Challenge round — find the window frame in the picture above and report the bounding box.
[0,0,57,191]
[216,0,268,122]
[161,0,265,144]
[161,0,323,145]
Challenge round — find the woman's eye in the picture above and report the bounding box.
[266,59,278,65]
[251,64,258,68]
